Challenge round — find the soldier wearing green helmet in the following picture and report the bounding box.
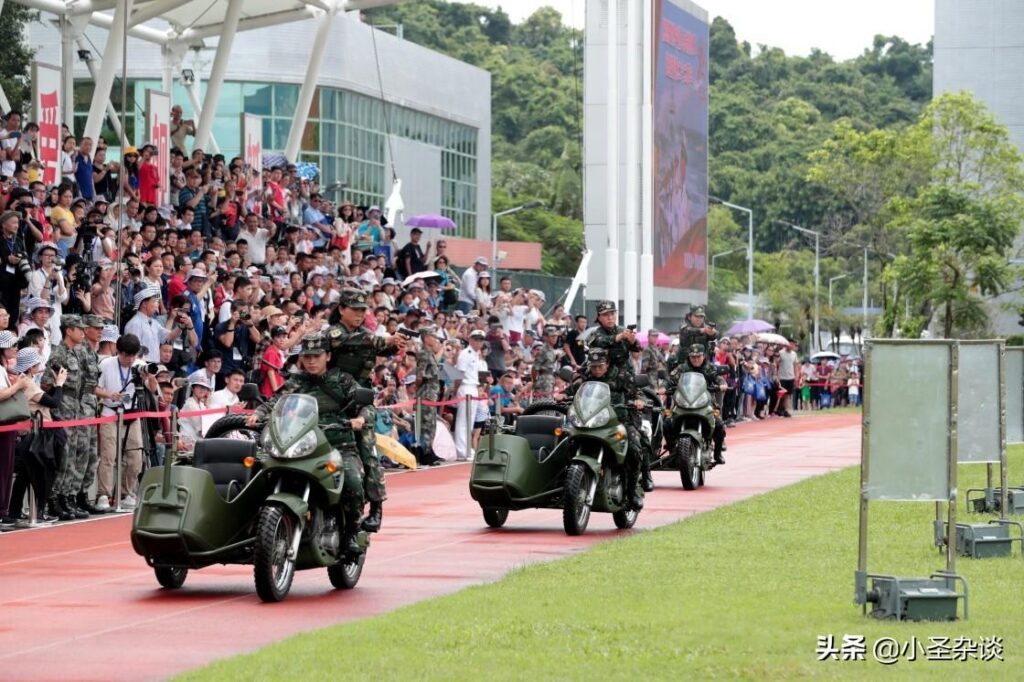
[669,343,728,465]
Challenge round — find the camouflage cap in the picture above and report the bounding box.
[300,333,330,355]
[543,324,561,337]
[340,287,369,309]
[595,300,617,315]
[84,314,105,329]
[587,347,609,365]
[62,314,84,329]
[688,343,706,356]
[687,305,706,317]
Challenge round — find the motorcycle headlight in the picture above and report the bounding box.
[276,431,317,459]
[260,428,278,456]
[583,407,611,428]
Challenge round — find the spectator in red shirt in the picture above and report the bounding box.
[166,255,191,303]
[138,144,161,206]
[259,325,289,398]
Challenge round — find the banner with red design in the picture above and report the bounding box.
[146,89,171,206]
[31,61,62,187]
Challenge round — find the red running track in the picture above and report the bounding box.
[0,413,860,680]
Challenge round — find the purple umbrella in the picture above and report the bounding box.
[724,319,776,336]
[405,214,457,230]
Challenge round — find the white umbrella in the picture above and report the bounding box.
[756,332,789,345]
[811,351,841,361]
[402,270,441,287]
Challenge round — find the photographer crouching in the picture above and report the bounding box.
[93,334,159,511]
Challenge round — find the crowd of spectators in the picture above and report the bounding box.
[0,104,591,528]
[0,104,865,530]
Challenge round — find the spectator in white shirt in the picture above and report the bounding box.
[237,213,276,265]
[124,286,183,363]
[210,368,245,410]
[458,256,489,314]
[27,244,67,341]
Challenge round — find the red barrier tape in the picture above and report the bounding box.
[0,405,255,434]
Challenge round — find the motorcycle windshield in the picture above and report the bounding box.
[678,372,709,408]
[271,394,320,448]
[574,382,611,422]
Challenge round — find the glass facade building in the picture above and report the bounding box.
[72,80,479,237]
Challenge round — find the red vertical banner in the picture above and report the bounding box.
[241,113,263,206]
[32,62,62,187]
[146,90,171,206]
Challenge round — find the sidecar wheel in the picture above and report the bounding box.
[328,553,364,590]
[562,463,592,536]
[612,507,638,529]
[482,507,509,528]
[678,438,702,490]
[254,506,297,603]
[522,400,568,418]
[204,414,260,440]
[154,566,188,589]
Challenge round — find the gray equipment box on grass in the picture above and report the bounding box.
[857,573,966,622]
[968,486,1024,515]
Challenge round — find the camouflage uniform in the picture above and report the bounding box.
[676,305,716,365]
[668,344,726,464]
[532,328,560,400]
[325,289,398,504]
[48,319,86,502]
[75,321,103,499]
[414,335,441,459]
[255,362,365,529]
[640,345,663,387]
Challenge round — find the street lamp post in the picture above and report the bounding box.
[779,220,821,353]
[709,197,754,320]
[710,248,741,281]
[492,201,544,269]
[829,274,848,309]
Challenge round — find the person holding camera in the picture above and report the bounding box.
[0,211,30,326]
[214,299,261,378]
[94,334,156,511]
[28,243,67,339]
[125,286,185,364]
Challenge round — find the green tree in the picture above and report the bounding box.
[888,93,1024,338]
[0,4,37,112]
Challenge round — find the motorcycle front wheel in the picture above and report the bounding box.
[678,437,703,491]
[562,462,593,536]
[328,553,364,590]
[612,507,638,529]
[254,505,297,602]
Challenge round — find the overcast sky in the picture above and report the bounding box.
[458,0,933,60]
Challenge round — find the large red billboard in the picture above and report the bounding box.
[652,0,709,291]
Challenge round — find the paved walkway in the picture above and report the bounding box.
[0,412,861,680]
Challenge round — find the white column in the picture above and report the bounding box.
[622,0,639,327]
[639,0,655,331]
[60,14,75,128]
[193,0,243,151]
[604,0,619,307]
[0,0,6,112]
[83,0,135,143]
[76,37,123,140]
[284,8,335,162]
[183,80,221,154]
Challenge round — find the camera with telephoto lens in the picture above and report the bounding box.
[130,361,160,389]
[239,311,253,325]
[12,252,32,280]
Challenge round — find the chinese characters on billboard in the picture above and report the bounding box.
[32,62,62,187]
[146,90,170,206]
[652,0,708,291]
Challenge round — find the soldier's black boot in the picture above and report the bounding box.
[713,442,726,465]
[66,495,89,519]
[641,460,655,492]
[361,501,383,533]
[342,520,362,559]
[53,495,75,521]
[77,492,106,515]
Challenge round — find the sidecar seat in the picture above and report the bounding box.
[514,415,563,462]
[193,438,255,501]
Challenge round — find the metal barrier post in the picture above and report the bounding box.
[414,398,423,446]
[465,394,473,461]
[114,406,125,513]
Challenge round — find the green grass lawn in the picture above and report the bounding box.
[181,448,1024,681]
